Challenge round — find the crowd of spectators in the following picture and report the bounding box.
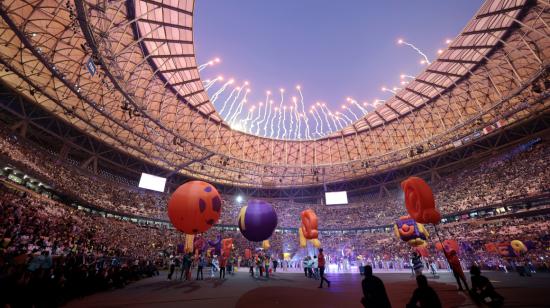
[0,184,177,307]
[0,128,548,230]
[221,140,550,228]
[0,129,169,220]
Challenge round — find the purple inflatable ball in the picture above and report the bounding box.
[238,199,278,242]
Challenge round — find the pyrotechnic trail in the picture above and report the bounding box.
[331,114,342,130]
[397,39,431,65]
[400,74,416,80]
[372,99,386,108]
[210,79,234,105]
[254,91,270,134]
[288,104,295,139]
[291,97,299,139]
[281,106,288,139]
[218,84,240,116]
[309,108,320,137]
[198,57,221,72]
[338,112,353,126]
[274,89,285,138]
[315,105,325,135]
[327,106,341,131]
[228,84,249,122]
[217,86,238,115]
[204,76,224,91]
[224,83,247,119]
[296,86,311,139]
[318,103,333,132]
[294,108,301,139]
[276,107,283,138]
[250,102,263,133]
[347,97,368,114]
[381,86,398,95]
[336,115,348,129]
[322,104,338,132]
[313,104,324,134]
[229,88,250,125]
[340,107,357,121]
[241,106,254,132]
[262,99,273,136]
[316,104,328,132]
[342,105,359,121]
[270,107,279,138]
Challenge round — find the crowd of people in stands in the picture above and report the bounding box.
[0,128,549,230]
[0,185,174,306]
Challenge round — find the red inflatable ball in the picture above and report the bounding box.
[300,209,319,239]
[401,177,441,225]
[167,181,222,235]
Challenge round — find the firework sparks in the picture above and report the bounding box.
[210,79,234,105]
[198,57,221,72]
[397,38,431,65]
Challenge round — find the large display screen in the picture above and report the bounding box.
[138,173,167,192]
[325,191,348,205]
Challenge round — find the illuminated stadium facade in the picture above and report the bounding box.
[0,0,549,193]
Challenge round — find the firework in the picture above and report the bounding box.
[397,38,431,65]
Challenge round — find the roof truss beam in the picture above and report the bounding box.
[426,69,464,78]
[475,5,525,19]
[138,18,192,31]
[149,53,194,59]
[160,66,198,74]
[140,0,193,16]
[171,77,201,86]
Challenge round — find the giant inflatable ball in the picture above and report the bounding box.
[238,199,278,242]
[167,181,222,234]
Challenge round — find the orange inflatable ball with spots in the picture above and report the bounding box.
[168,181,222,235]
[401,176,441,225]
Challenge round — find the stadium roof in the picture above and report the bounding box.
[0,0,548,187]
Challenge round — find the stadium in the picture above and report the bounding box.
[0,0,549,307]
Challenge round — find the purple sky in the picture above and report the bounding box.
[194,0,483,139]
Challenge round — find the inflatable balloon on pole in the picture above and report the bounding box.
[300,209,321,251]
[238,199,278,249]
[401,177,441,225]
[511,240,528,255]
[167,181,222,234]
[400,176,445,257]
[208,235,222,256]
[435,239,459,253]
[221,238,234,257]
[393,216,429,247]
